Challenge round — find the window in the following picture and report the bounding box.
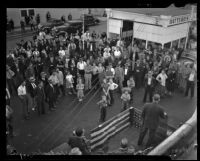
[28,9,35,16]
[21,10,27,17]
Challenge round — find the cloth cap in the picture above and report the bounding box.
[75,127,83,137]
[153,94,160,101]
[69,147,82,155]
[29,76,35,81]
[120,138,128,148]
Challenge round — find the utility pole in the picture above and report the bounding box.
[82,9,86,51]
[185,6,194,49]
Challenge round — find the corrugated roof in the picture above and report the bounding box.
[112,7,191,17]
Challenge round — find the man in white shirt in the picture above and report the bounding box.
[56,68,65,97]
[108,78,118,106]
[49,71,59,103]
[58,46,65,59]
[18,81,29,120]
[114,46,121,59]
[77,58,86,78]
[185,69,196,98]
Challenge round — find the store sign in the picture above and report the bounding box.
[169,15,191,26]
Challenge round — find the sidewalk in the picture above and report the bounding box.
[7,27,34,36]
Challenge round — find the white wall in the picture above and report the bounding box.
[134,22,189,44]
[134,22,164,43]
[108,18,122,34]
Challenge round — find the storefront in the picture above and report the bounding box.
[106,6,196,49]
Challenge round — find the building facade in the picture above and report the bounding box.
[106,6,196,49]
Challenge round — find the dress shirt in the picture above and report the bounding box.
[18,85,26,96]
[84,65,93,74]
[103,52,111,59]
[56,71,64,85]
[77,62,86,70]
[147,77,152,85]
[125,68,128,75]
[109,82,118,90]
[189,73,195,81]
[59,50,65,58]
[114,50,121,57]
[121,93,130,101]
[6,69,15,79]
[49,75,59,85]
[156,73,168,86]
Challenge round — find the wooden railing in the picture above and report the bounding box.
[90,107,175,151]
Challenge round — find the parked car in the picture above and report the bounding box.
[80,14,100,26]
[40,18,64,29]
[54,20,88,35]
[178,49,196,67]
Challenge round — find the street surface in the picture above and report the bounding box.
[7,20,197,154]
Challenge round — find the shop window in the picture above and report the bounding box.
[21,10,27,17]
[28,9,35,16]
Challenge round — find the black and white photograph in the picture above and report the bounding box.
[6,6,197,159]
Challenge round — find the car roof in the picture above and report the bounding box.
[67,20,83,23]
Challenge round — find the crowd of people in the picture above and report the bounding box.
[6,21,197,154]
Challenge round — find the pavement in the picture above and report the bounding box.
[6,21,197,156]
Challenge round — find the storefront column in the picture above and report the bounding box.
[161,43,164,49]
[106,9,110,39]
[178,39,181,48]
[170,41,173,49]
[145,40,148,49]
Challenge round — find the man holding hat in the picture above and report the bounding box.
[137,94,167,148]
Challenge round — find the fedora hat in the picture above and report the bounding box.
[29,76,35,82]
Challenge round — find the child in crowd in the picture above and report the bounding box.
[127,76,135,103]
[66,71,74,95]
[76,78,84,102]
[97,95,107,123]
[121,90,131,112]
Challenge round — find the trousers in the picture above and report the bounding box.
[137,127,156,148]
[84,74,92,90]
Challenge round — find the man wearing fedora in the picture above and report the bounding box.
[18,81,29,120]
[143,71,156,103]
[46,78,56,111]
[26,76,37,111]
[123,63,131,87]
[137,94,167,148]
[35,80,46,115]
[68,128,91,155]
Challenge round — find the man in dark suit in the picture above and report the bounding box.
[143,71,156,103]
[68,128,91,155]
[46,79,56,111]
[35,81,46,115]
[69,65,78,92]
[137,94,167,148]
[134,60,143,89]
[26,76,37,111]
[123,63,132,87]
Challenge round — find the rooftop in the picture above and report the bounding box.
[112,7,192,17]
